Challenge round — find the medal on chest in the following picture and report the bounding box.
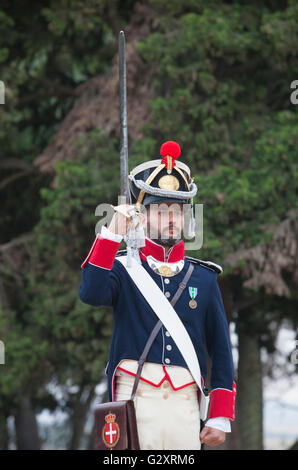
[188,286,198,309]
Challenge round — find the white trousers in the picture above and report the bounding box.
[115,374,201,450]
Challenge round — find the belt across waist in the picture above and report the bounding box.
[116,360,197,391]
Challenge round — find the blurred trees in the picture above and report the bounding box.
[0,0,138,449]
[0,0,297,449]
[136,0,298,449]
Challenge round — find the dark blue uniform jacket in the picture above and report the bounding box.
[78,234,236,420]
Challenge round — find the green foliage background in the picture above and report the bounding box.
[0,0,297,449]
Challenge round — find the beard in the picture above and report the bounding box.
[148,225,182,247]
[150,237,181,247]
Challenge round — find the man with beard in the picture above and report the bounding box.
[79,141,236,450]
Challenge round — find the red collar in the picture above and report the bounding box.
[139,237,185,263]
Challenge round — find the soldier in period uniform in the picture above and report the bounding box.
[79,141,236,450]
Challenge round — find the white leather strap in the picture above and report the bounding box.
[117,255,209,419]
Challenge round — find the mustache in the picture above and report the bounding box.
[162,225,179,231]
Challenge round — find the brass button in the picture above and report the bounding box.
[163,392,169,399]
[163,381,169,389]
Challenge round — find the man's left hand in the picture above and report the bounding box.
[200,426,226,447]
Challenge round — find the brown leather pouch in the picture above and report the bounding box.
[95,399,139,450]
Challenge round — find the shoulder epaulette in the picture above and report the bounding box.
[116,249,127,257]
[185,256,223,274]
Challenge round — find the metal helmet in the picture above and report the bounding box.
[128,141,197,207]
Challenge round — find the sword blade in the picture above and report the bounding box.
[119,30,129,202]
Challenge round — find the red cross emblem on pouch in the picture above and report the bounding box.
[102,412,120,449]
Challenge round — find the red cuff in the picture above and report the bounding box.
[81,234,120,270]
[209,381,237,421]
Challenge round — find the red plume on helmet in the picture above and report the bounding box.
[160,141,181,172]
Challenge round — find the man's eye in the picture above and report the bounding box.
[159,210,182,216]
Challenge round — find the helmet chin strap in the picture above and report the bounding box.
[188,197,196,239]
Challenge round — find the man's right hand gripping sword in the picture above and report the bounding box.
[108,204,146,267]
